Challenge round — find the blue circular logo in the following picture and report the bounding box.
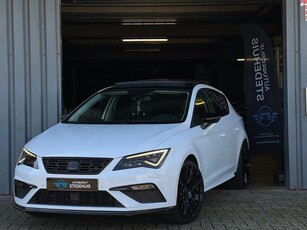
[54,179,69,190]
[253,106,278,127]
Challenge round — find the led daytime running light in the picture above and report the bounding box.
[22,148,36,159]
[126,149,168,167]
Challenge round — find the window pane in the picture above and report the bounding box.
[205,89,229,116]
[66,89,189,124]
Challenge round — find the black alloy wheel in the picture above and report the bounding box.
[241,144,250,187]
[226,142,250,189]
[167,160,204,224]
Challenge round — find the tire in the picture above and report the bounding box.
[228,143,250,189]
[166,160,204,224]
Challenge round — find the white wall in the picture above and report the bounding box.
[0,0,61,194]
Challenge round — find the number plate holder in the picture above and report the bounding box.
[47,178,98,191]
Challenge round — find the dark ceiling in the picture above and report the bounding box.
[61,0,282,61]
[61,0,282,110]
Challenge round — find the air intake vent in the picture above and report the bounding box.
[29,189,123,207]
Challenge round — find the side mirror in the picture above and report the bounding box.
[200,116,221,129]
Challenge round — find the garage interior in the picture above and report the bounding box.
[61,0,283,187]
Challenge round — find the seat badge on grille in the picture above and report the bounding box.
[68,161,79,171]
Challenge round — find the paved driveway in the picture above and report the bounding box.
[1,188,307,229]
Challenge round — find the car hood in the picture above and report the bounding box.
[25,123,186,158]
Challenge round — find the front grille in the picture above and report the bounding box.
[122,189,166,203]
[28,189,123,207]
[42,157,112,175]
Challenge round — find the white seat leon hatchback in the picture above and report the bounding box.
[14,80,249,223]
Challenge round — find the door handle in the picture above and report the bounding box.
[234,127,240,131]
[220,133,226,138]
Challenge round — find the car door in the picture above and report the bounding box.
[204,88,237,174]
[190,89,228,190]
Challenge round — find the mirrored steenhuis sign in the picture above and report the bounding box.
[240,24,283,155]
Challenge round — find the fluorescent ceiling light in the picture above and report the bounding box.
[237,58,270,62]
[122,19,176,26]
[124,49,160,52]
[122,38,168,42]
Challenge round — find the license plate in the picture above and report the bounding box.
[47,178,98,191]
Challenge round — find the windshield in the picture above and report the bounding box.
[65,89,190,124]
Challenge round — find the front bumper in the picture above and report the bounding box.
[14,158,178,214]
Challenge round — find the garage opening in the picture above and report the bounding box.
[61,1,283,187]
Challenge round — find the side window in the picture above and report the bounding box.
[191,90,216,127]
[191,89,230,128]
[204,89,229,116]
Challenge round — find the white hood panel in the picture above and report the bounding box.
[26,123,185,158]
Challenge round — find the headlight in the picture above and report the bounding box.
[17,148,38,169]
[113,148,170,170]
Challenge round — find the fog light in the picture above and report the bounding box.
[130,184,155,190]
[110,183,157,191]
[110,183,166,203]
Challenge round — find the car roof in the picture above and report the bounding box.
[112,79,208,90]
